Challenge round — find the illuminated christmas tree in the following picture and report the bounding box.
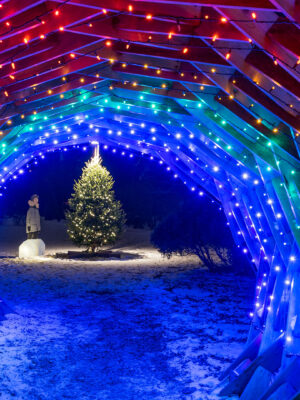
[66,148,126,252]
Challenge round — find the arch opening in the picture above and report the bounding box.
[0,1,300,397]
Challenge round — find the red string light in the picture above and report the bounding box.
[251,12,257,20]
[220,17,227,23]
[146,14,152,20]
[105,40,112,47]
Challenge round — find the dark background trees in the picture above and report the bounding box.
[0,147,194,228]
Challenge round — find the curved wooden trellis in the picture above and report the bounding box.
[0,1,299,399]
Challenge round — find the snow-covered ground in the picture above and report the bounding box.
[0,220,254,400]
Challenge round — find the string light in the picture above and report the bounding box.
[0,5,299,363]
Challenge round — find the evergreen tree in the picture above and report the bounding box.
[65,152,126,252]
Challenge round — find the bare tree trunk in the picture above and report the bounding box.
[215,247,229,265]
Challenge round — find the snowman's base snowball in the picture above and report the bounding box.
[19,239,45,258]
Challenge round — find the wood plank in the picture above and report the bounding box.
[220,334,284,397]
[268,383,296,400]
[240,366,273,400]
[260,358,300,400]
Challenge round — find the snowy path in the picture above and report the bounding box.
[0,252,254,400]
